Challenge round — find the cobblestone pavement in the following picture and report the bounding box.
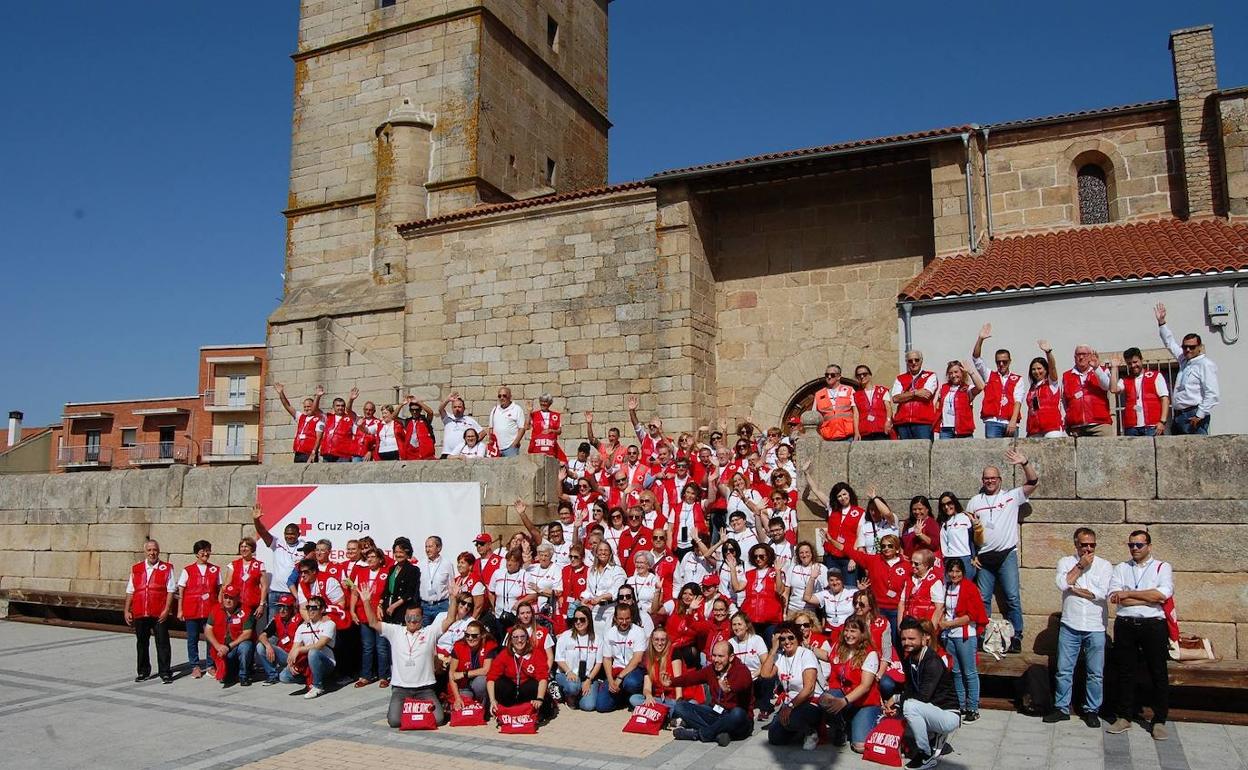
[1,622,1245,770]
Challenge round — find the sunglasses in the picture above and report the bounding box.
[776,635,797,642]
[574,617,589,623]
[463,632,480,639]
[794,622,811,629]
[1128,542,1148,550]
[457,599,472,606]
[1078,542,1097,549]
[1181,343,1199,350]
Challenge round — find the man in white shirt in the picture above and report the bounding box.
[420,536,453,627]
[280,597,337,699]
[252,504,306,622]
[1155,303,1219,435]
[358,584,453,728]
[599,604,647,711]
[968,449,1038,653]
[1045,527,1111,728]
[1120,347,1170,437]
[439,391,482,457]
[972,323,1026,438]
[1106,530,1174,740]
[490,386,528,457]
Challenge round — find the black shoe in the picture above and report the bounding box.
[135,674,149,683]
[1007,639,1022,654]
[160,675,174,684]
[1043,710,1070,723]
[964,711,979,723]
[905,753,935,770]
[940,743,954,756]
[672,727,699,742]
[715,732,732,747]
[222,680,236,689]
[239,679,252,687]
[1082,713,1101,729]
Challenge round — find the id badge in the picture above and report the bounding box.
[712,704,725,714]
[886,589,897,598]
[866,415,876,422]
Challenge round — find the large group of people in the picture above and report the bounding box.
[125,372,1187,768]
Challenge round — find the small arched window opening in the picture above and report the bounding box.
[1077,164,1110,225]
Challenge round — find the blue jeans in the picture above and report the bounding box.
[939,428,969,440]
[258,645,289,682]
[629,693,676,709]
[824,688,882,745]
[351,455,365,462]
[555,671,604,711]
[221,641,255,682]
[983,422,1010,439]
[500,446,520,457]
[823,555,857,588]
[421,598,449,627]
[944,634,980,711]
[880,607,901,652]
[1123,426,1157,437]
[360,623,392,681]
[671,701,752,742]
[279,647,334,689]
[1171,407,1210,435]
[975,548,1023,638]
[895,423,932,441]
[767,702,823,745]
[594,668,644,712]
[878,675,898,700]
[1054,624,1104,714]
[184,618,208,668]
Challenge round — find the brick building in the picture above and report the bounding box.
[265,5,1247,460]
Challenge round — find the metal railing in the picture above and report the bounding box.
[201,438,259,461]
[203,389,261,409]
[125,442,190,465]
[57,445,113,467]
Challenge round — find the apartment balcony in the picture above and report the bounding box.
[201,439,259,463]
[203,390,261,413]
[57,445,113,469]
[124,442,191,467]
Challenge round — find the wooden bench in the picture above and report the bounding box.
[977,651,1248,690]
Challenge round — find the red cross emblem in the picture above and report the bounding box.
[297,517,313,536]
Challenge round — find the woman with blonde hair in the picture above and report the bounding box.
[630,627,688,709]
[820,616,883,752]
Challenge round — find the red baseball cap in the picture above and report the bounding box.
[222,585,240,598]
[787,416,801,425]
[277,594,296,607]
[473,533,493,545]
[701,574,720,587]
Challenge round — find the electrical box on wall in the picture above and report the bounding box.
[1206,287,1231,326]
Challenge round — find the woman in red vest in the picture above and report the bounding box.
[400,396,436,460]
[222,536,268,623]
[821,617,884,752]
[373,403,408,461]
[735,543,787,643]
[900,496,941,559]
[846,534,909,652]
[449,619,498,710]
[176,539,220,679]
[934,360,984,439]
[349,547,392,687]
[1026,341,1065,438]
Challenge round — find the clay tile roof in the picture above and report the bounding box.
[984,99,1174,131]
[900,219,1248,302]
[396,181,651,233]
[646,125,974,183]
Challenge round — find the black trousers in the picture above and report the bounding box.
[495,678,554,718]
[294,452,312,463]
[1113,616,1168,723]
[134,617,172,678]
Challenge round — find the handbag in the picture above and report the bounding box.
[400,699,439,731]
[450,697,487,727]
[622,702,669,735]
[1168,634,1216,662]
[862,716,905,766]
[496,702,539,734]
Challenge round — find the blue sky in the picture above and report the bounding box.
[3,1,1245,426]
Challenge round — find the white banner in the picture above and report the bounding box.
[254,482,482,566]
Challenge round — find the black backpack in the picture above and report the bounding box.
[1017,664,1053,715]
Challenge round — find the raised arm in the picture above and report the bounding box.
[971,323,991,375]
[1038,340,1058,385]
[251,503,275,548]
[514,499,541,543]
[1155,303,1183,361]
[965,360,985,398]
[274,382,297,419]
[627,395,642,434]
[1005,449,1039,497]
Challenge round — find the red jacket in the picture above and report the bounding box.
[847,544,908,611]
[944,579,989,640]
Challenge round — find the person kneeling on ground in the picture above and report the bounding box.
[357,583,453,727]
[486,625,555,722]
[668,640,754,746]
[257,594,299,685]
[205,585,255,687]
[281,597,337,699]
[885,618,961,770]
[759,620,823,751]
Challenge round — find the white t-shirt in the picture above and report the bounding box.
[267,538,306,595]
[676,552,714,588]
[726,489,764,518]
[718,562,745,604]
[767,539,794,570]
[940,390,959,429]
[526,562,563,601]
[380,621,438,688]
[784,562,827,614]
[856,516,900,554]
[727,527,759,554]
[730,634,768,677]
[967,486,1028,553]
[627,572,662,615]
[435,613,472,651]
[376,421,400,454]
[293,619,337,666]
[603,624,648,669]
[555,630,603,673]
[814,587,857,628]
[942,583,977,640]
[489,569,529,615]
[456,442,487,459]
[441,410,483,456]
[939,512,975,559]
[775,645,823,700]
[489,402,526,449]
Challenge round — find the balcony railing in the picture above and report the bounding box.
[201,438,259,462]
[57,445,113,468]
[125,442,191,466]
[203,389,261,411]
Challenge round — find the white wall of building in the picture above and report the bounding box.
[899,276,1246,435]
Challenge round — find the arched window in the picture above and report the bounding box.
[1077,164,1109,225]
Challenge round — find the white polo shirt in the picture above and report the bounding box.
[267,537,306,595]
[489,402,526,449]
[380,621,438,688]
[1055,555,1112,632]
[1109,558,1173,620]
[967,486,1027,553]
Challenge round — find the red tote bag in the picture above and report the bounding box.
[450,698,487,727]
[862,716,905,766]
[400,699,439,731]
[496,702,539,734]
[622,702,669,735]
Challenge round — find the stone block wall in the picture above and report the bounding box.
[0,457,559,599]
[798,435,1248,660]
[1219,92,1248,217]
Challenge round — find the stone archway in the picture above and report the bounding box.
[750,344,855,427]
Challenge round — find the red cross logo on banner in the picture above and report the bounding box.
[298,517,313,536]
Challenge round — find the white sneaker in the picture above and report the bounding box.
[303,687,324,700]
[802,732,819,751]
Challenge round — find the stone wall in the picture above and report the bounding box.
[797,435,1248,660]
[0,457,559,599]
[1219,92,1248,217]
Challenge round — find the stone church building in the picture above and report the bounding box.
[265,2,1248,458]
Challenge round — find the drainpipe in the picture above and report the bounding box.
[981,127,993,240]
[901,302,914,353]
[961,132,976,251]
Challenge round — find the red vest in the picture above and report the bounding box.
[825,506,864,558]
[293,413,320,454]
[833,657,883,707]
[1122,372,1164,428]
[559,563,589,615]
[894,371,937,425]
[229,557,264,610]
[1062,368,1112,428]
[742,568,785,624]
[131,561,173,618]
[672,502,708,546]
[653,552,678,601]
[528,410,567,462]
[354,416,381,457]
[180,562,221,619]
[854,385,890,436]
[935,383,975,436]
[474,552,504,588]
[981,371,1022,421]
[351,565,390,622]
[903,570,941,622]
[1026,381,1064,436]
[404,418,436,460]
[270,613,301,651]
[208,604,251,644]
[618,527,653,576]
[322,413,355,457]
